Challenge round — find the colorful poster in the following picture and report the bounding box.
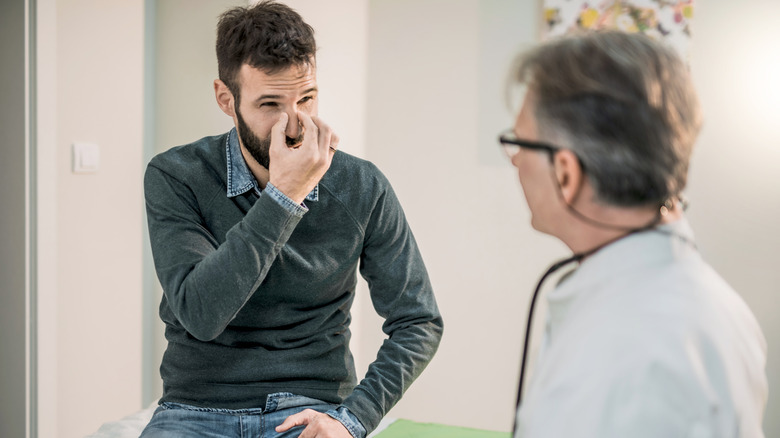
[544,0,694,59]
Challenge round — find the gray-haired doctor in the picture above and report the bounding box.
[501,31,767,438]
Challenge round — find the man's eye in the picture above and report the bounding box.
[260,102,278,108]
[298,96,313,104]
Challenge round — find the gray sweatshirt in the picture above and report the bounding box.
[144,131,443,433]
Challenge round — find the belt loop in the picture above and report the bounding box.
[264,393,277,412]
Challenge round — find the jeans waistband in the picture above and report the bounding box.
[160,392,331,415]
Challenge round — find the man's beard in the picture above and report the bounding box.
[235,105,303,170]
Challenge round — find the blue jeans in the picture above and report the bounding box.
[139,392,338,438]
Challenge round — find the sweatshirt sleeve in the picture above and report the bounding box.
[341,173,444,433]
[144,161,303,341]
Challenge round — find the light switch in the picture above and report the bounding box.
[72,142,100,174]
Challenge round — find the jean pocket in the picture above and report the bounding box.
[266,393,337,412]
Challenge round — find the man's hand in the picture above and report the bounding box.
[275,409,353,438]
[269,111,338,205]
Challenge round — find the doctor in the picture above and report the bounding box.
[501,31,767,437]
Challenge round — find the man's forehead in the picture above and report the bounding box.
[237,63,317,95]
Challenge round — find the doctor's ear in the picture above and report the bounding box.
[553,149,584,204]
[214,79,236,117]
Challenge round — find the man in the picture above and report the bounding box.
[501,31,767,437]
[141,2,442,437]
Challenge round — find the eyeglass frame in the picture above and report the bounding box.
[498,129,585,171]
[498,129,561,160]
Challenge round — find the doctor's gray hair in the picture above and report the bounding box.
[512,31,702,207]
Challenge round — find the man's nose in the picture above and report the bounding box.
[285,111,300,139]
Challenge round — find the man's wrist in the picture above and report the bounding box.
[267,179,311,205]
[326,406,367,438]
[264,182,308,217]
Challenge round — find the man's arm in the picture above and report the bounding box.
[145,112,334,341]
[275,173,443,438]
[145,163,304,341]
[345,175,444,433]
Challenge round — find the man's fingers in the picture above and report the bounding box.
[295,112,338,154]
[271,112,289,152]
[267,112,336,204]
[298,111,319,149]
[276,410,352,438]
[329,131,340,153]
[275,409,314,432]
[310,115,333,156]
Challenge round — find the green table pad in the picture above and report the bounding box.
[374,419,511,438]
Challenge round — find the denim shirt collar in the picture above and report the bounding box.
[225,127,319,201]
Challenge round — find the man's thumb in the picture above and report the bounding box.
[270,112,289,151]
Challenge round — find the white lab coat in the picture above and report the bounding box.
[515,219,767,438]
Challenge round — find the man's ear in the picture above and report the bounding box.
[214,79,236,117]
[553,149,584,205]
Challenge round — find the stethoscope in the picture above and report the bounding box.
[511,195,698,435]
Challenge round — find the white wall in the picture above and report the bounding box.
[687,0,780,434]
[153,0,238,153]
[37,0,60,435]
[53,0,145,436]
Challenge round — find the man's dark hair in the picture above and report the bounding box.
[216,1,316,99]
[512,31,702,208]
